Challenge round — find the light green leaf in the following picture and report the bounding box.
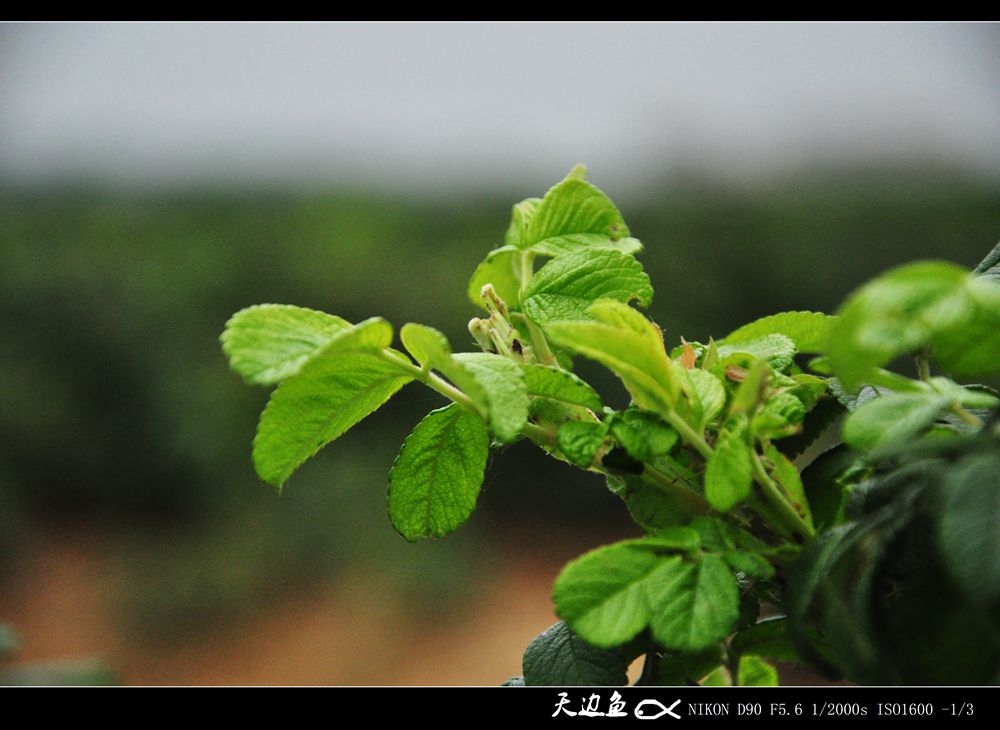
[522,621,633,686]
[718,334,796,372]
[609,409,678,462]
[930,276,1000,380]
[523,364,603,411]
[752,391,806,440]
[687,369,726,429]
[842,392,950,450]
[530,234,643,258]
[387,403,491,541]
[646,554,741,652]
[764,445,813,528]
[557,421,606,467]
[724,311,836,354]
[704,417,752,512]
[658,648,724,685]
[450,353,528,442]
[545,300,680,416]
[827,261,972,389]
[523,250,653,325]
[728,359,770,415]
[553,542,663,648]
[519,168,630,251]
[504,198,543,247]
[253,337,413,487]
[400,322,451,369]
[221,304,351,385]
[467,246,522,310]
[737,655,779,686]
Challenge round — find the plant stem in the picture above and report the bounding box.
[377,350,481,415]
[525,317,557,365]
[915,349,931,382]
[949,403,983,428]
[750,451,815,543]
[663,411,714,460]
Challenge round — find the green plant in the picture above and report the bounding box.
[220,166,1000,685]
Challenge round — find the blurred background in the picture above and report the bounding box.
[0,22,998,685]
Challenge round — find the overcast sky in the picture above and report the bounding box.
[2,22,998,193]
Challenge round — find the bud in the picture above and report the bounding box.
[468,318,495,353]
[480,283,510,320]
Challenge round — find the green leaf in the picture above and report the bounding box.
[658,647,724,685]
[387,403,491,541]
[530,234,643,258]
[221,304,351,385]
[827,261,974,389]
[553,541,664,648]
[724,550,775,580]
[752,391,806,440]
[718,334,796,372]
[974,241,1000,283]
[450,353,528,442]
[724,311,836,354]
[523,364,602,411]
[557,421,606,467]
[522,621,634,686]
[704,417,752,512]
[728,359,770,415]
[504,198,543,247]
[687,369,727,429]
[523,250,652,325]
[545,300,680,416]
[938,452,1000,604]
[764,445,813,528]
[467,246,522,311]
[400,322,451,368]
[519,167,630,251]
[252,320,413,487]
[929,276,1000,380]
[737,655,779,686]
[842,392,950,450]
[731,617,801,664]
[646,554,741,652]
[609,409,679,462]
[622,472,708,532]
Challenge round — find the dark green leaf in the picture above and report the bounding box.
[731,617,800,664]
[522,621,634,686]
[938,451,1000,604]
[658,647,724,685]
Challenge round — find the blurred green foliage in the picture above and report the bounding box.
[1,171,997,635]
